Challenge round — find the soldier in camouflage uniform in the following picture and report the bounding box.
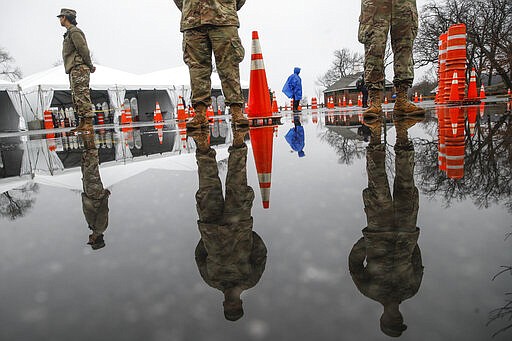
[173,1,249,129]
[348,116,424,337]
[358,0,425,119]
[58,9,96,134]
[191,128,267,321]
[80,134,110,250]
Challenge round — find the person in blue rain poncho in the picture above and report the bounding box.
[282,67,302,113]
[285,115,305,158]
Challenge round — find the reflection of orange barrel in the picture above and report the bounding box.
[444,107,465,179]
[250,126,274,209]
[437,107,446,171]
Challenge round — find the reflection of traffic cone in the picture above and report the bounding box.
[467,68,478,100]
[177,96,186,121]
[479,84,486,99]
[449,107,460,136]
[479,102,485,118]
[508,88,511,98]
[358,93,362,107]
[467,107,477,137]
[449,71,460,102]
[154,102,163,123]
[247,31,272,118]
[420,94,423,102]
[250,126,274,209]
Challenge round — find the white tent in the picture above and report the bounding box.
[138,64,249,108]
[0,79,22,131]
[15,65,154,127]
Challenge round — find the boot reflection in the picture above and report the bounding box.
[79,133,110,251]
[191,127,267,322]
[349,117,424,337]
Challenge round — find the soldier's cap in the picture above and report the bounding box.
[57,8,76,18]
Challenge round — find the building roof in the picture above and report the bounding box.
[324,72,393,93]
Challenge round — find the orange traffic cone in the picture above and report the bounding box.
[120,104,132,125]
[247,31,272,118]
[467,68,478,100]
[272,92,279,113]
[479,84,486,99]
[206,105,214,121]
[508,88,511,98]
[343,96,347,107]
[250,126,274,209]
[420,94,423,102]
[449,71,460,102]
[348,99,353,106]
[414,92,419,103]
[177,96,186,121]
[311,97,318,110]
[358,93,362,107]
[338,98,342,108]
[154,102,163,123]
[384,97,388,105]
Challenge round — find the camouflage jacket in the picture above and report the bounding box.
[173,0,246,32]
[62,25,94,74]
[195,219,267,292]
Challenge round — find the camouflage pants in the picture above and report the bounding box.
[183,26,245,107]
[363,142,418,232]
[358,0,419,90]
[81,148,110,236]
[69,64,94,118]
[195,144,254,224]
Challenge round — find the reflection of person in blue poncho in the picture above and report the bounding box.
[282,67,302,113]
[285,115,305,158]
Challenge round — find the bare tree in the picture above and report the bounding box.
[415,0,512,89]
[317,48,364,88]
[0,47,22,81]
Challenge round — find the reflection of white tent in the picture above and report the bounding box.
[32,147,230,191]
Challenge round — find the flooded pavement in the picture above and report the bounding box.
[0,102,511,341]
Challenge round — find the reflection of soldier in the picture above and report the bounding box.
[58,8,96,134]
[173,0,248,129]
[359,0,425,118]
[349,117,424,337]
[80,134,110,250]
[191,128,267,321]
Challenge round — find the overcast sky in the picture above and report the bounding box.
[0,0,429,103]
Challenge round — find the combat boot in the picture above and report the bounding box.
[363,90,383,120]
[233,126,249,148]
[186,104,208,130]
[73,117,94,135]
[393,115,425,144]
[363,117,383,145]
[188,129,210,152]
[394,85,426,116]
[70,117,85,134]
[230,104,249,127]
